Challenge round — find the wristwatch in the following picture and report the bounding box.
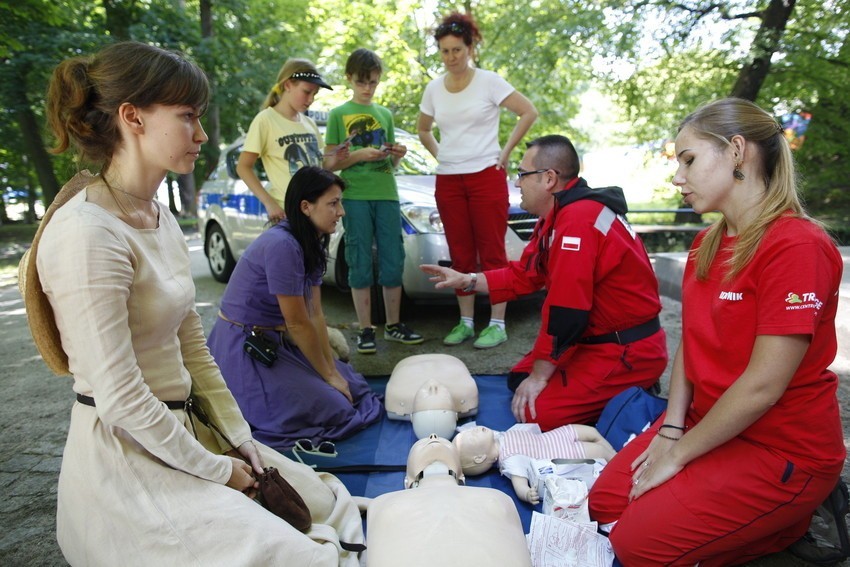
[462,272,478,293]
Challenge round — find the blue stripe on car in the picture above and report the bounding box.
[202,192,268,216]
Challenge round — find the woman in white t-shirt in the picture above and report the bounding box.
[418,11,537,350]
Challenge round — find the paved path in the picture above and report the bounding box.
[0,237,846,566]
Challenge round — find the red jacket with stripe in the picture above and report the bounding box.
[485,178,662,363]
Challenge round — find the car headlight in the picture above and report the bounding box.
[400,204,444,234]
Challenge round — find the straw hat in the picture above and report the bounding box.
[18,170,95,375]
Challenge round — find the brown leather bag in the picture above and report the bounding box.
[186,398,312,532]
[256,466,312,532]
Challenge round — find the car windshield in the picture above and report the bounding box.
[394,133,438,176]
[226,146,268,181]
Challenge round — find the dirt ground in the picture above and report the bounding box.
[0,231,846,566]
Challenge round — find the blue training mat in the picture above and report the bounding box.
[282,374,536,530]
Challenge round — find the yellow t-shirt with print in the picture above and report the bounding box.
[243,107,324,205]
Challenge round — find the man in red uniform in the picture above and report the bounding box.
[422,135,668,429]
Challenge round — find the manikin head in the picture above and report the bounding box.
[404,434,465,489]
[453,426,500,476]
[411,379,458,439]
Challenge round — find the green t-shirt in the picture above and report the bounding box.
[325,101,398,201]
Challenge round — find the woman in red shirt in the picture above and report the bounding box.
[589,98,845,566]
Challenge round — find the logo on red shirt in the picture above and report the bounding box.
[785,292,822,311]
[561,236,581,251]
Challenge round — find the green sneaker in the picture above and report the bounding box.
[443,322,474,345]
[473,325,508,349]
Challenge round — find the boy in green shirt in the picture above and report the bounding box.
[325,48,424,354]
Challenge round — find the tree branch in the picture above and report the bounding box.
[657,1,763,22]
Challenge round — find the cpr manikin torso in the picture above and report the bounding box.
[385,354,478,439]
[367,435,532,567]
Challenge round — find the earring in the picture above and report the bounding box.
[733,163,745,181]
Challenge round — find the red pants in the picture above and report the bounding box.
[589,414,837,566]
[435,166,509,297]
[512,330,668,429]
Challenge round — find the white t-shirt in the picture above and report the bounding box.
[420,69,515,175]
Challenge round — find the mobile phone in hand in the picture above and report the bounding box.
[328,133,358,156]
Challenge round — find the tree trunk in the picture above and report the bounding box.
[26,168,39,223]
[166,176,179,216]
[0,192,8,224]
[102,0,137,40]
[199,0,221,179]
[177,173,197,217]
[730,0,796,101]
[10,72,60,207]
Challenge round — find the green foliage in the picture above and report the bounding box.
[597,0,850,211]
[466,0,611,154]
[2,0,850,220]
[771,1,850,215]
[306,0,431,133]
[614,48,740,142]
[128,2,201,47]
[0,1,64,57]
[208,0,317,143]
[0,1,107,202]
[599,0,756,141]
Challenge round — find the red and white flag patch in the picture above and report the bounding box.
[561,236,581,251]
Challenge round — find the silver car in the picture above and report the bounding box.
[197,128,537,303]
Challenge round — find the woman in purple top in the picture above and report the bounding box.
[208,166,383,450]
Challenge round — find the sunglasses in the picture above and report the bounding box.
[292,438,337,467]
[436,22,466,35]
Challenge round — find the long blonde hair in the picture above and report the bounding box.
[681,98,811,280]
[262,58,319,109]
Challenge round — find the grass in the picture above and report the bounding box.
[177,217,200,230]
[0,222,37,243]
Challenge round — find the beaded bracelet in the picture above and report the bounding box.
[656,430,681,441]
[659,424,687,432]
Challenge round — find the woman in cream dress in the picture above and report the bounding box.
[33,41,364,566]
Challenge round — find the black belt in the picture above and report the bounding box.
[580,317,661,346]
[76,395,224,446]
[76,393,186,411]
